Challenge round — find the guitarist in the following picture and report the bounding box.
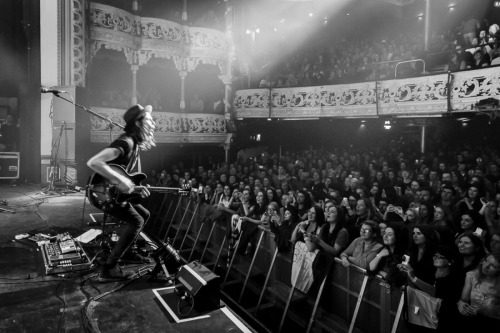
[87,104,156,282]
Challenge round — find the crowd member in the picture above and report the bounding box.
[400,225,439,284]
[291,205,325,251]
[237,190,267,256]
[340,220,383,270]
[484,200,500,235]
[399,245,462,332]
[294,189,312,221]
[456,210,487,240]
[344,197,378,242]
[431,204,456,246]
[269,205,299,253]
[455,233,487,288]
[290,205,325,293]
[457,251,500,330]
[368,223,408,287]
[309,205,349,294]
[488,232,500,254]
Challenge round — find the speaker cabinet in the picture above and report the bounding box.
[0,152,20,179]
[176,261,220,312]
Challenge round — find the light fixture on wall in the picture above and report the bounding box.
[384,120,391,130]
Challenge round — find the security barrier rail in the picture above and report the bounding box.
[143,192,407,333]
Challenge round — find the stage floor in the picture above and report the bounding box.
[0,182,254,333]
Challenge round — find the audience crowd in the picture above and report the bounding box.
[257,17,500,89]
[146,136,500,331]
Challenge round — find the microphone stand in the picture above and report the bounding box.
[43,91,124,227]
[41,120,66,195]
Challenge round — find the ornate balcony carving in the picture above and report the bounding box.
[88,3,230,74]
[90,108,228,144]
[234,67,500,119]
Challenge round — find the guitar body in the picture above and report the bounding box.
[87,164,148,211]
[87,164,191,212]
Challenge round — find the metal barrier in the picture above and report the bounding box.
[143,195,407,333]
[395,59,426,78]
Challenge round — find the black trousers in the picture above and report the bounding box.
[105,203,150,265]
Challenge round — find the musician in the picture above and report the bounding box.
[87,104,156,282]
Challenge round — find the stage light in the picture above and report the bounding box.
[309,13,314,17]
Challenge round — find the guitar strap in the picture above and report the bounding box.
[125,144,140,173]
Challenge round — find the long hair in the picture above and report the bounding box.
[320,205,345,245]
[125,115,156,151]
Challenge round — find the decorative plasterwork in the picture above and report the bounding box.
[71,0,86,86]
[451,68,500,111]
[90,108,227,143]
[88,3,230,74]
[234,67,500,119]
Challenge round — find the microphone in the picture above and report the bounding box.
[41,88,66,94]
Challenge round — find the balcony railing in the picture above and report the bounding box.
[233,66,500,120]
[90,107,228,144]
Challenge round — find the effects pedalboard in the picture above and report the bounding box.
[39,233,91,275]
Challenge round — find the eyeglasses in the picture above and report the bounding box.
[433,254,447,260]
[360,228,372,233]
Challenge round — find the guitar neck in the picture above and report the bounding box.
[136,186,183,192]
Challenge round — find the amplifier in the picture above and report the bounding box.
[176,261,220,312]
[0,152,19,179]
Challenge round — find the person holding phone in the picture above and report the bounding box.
[399,225,439,284]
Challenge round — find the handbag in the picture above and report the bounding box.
[404,285,442,329]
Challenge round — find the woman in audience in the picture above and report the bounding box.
[368,223,408,287]
[457,183,483,216]
[400,225,438,284]
[237,190,267,256]
[344,197,377,242]
[340,220,383,269]
[455,233,487,288]
[484,200,500,235]
[399,245,462,332]
[418,201,434,225]
[290,205,325,293]
[269,205,299,253]
[456,210,487,240]
[488,231,500,253]
[266,188,279,207]
[291,205,325,251]
[457,251,500,330]
[210,182,224,205]
[432,204,457,246]
[309,205,350,294]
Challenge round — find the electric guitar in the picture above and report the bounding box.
[87,164,191,212]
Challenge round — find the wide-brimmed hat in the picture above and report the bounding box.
[123,104,152,126]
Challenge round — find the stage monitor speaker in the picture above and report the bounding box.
[176,261,220,312]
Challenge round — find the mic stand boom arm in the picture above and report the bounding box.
[52,93,125,131]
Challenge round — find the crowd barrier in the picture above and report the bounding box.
[143,192,408,333]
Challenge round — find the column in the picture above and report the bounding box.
[219,75,232,119]
[131,65,138,105]
[182,0,187,22]
[420,125,426,154]
[179,70,187,112]
[424,0,431,52]
[223,143,230,164]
